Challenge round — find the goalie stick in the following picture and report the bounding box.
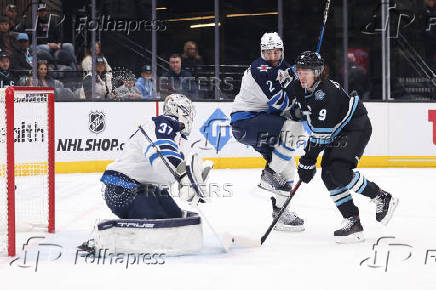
[139,126,259,251]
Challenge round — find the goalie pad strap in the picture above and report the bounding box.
[93,211,203,255]
[175,161,187,179]
[98,215,201,231]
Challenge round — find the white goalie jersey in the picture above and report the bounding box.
[104,115,189,186]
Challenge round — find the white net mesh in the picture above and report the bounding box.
[0,89,52,256]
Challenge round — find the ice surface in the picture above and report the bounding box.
[1,168,436,290]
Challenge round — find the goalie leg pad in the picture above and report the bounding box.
[190,153,214,184]
[93,211,203,256]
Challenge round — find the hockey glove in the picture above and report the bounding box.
[281,105,303,121]
[179,174,204,204]
[298,158,317,184]
[178,155,214,205]
[277,68,293,89]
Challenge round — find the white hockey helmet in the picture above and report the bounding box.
[260,32,284,61]
[163,94,195,136]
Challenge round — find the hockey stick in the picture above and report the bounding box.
[139,126,249,251]
[260,179,302,245]
[316,0,331,53]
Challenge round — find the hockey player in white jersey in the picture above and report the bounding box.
[100,94,211,219]
[230,32,306,231]
[78,94,213,255]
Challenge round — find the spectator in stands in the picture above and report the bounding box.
[17,60,71,98]
[160,53,197,98]
[136,64,154,99]
[81,57,113,99]
[81,42,112,74]
[181,41,204,77]
[0,15,15,56]
[81,41,112,91]
[343,52,368,98]
[115,73,142,99]
[0,51,16,87]
[35,2,77,69]
[5,4,25,33]
[36,60,62,88]
[10,33,32,78]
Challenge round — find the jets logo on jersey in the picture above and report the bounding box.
[257,64,271,72]
[315,90,326,101]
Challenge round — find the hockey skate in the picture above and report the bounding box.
[271,197,305,231]
[77,239,96,255]
[372,190,399,226]
[258,165,293,196]
[334,216,365,244]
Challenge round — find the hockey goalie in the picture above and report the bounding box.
[79,94,213,255]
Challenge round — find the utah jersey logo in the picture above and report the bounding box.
[257,64,271,72]
[89,111,106,134]
[315,90,326,101]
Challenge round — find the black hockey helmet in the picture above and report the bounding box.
[295,51,324,75]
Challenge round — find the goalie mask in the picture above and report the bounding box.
[163,94,195,136]
[260,32,284,62]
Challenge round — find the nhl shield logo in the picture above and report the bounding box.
[89,111,106,134]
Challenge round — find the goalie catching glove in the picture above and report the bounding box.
[176,153,214,205]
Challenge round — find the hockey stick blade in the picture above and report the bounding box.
[260,180,302,245]
[229,234,261,248]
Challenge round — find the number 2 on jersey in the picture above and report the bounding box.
[266,81,274,92]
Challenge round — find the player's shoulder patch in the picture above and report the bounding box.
[251,58,271,73]
[326,79,342,90]
[314,89,326,101]
[256,64,272,72]
[318,79,341,96]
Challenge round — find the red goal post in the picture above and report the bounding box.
[0,87,55,257]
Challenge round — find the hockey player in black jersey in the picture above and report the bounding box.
[293,51,399,243]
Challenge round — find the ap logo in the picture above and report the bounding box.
[200,109,231,152]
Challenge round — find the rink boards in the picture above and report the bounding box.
[53,101,436,173]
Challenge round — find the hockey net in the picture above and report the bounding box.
[0,87,55,256]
